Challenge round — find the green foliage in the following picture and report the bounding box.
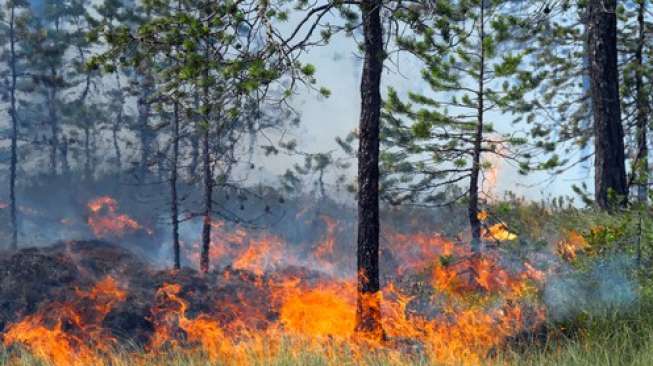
[377,0,542,207]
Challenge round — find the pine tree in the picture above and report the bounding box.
[526,1,645,207]
[0,0,32,249]
[588,0,627,209]
[94,0,296,272]
[382,0,542,252]
[619,0,652,204]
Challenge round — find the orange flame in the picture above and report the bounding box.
[279,282,356,338]
[86,196,143,237]
[3,277,126,366]
[483,223,518,241]
[3,208,550,366]
[556,230,588,261]
[312,215,338,272]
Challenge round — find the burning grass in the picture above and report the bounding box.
[0,232,545,366]
[1,198,650,366]
[4,308,653,366]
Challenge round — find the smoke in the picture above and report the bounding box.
[543,254,638,322]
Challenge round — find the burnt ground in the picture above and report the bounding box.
[0,240,548,355]
[0,240,331,346]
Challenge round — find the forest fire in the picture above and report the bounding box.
[556,230,589,261]
[0,0,646,362]
[483,223,518,242]
[186,219,291,275]
[86,196,144,238]
[2,277,127,366]
[0,211,551,366]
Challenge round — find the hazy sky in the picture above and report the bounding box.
[21,0,593,203]
[261,28,594,203]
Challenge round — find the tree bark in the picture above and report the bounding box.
[634,0,648,204]
[588,0,627,210]
[200,120,212,273]
[355,0,384,338]
[469,3,485,254]
[8,5,18,250]
[200,43,213,273]
[172,102,181,270]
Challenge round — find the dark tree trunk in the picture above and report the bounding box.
[469,3,485,253]
[200,122,212,273]
[588,0,627,210]
[355,0,384,338]
[200,55,212,273]
[634,0,648,204]
[8,6,18,250]
[172,102,181,270]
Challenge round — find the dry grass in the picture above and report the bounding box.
[2,320,653,366]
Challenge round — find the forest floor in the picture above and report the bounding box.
[1,200,652,365]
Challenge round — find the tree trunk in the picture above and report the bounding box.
[172,102,181,270]
[200,122,212,273]
[8,5,18,250]
[355,0,384,338]
[200,53,212,273]
[634,0,648,204]
[469,3,485,254]
[588,0,627,210]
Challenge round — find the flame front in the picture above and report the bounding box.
[1,211,548,366]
